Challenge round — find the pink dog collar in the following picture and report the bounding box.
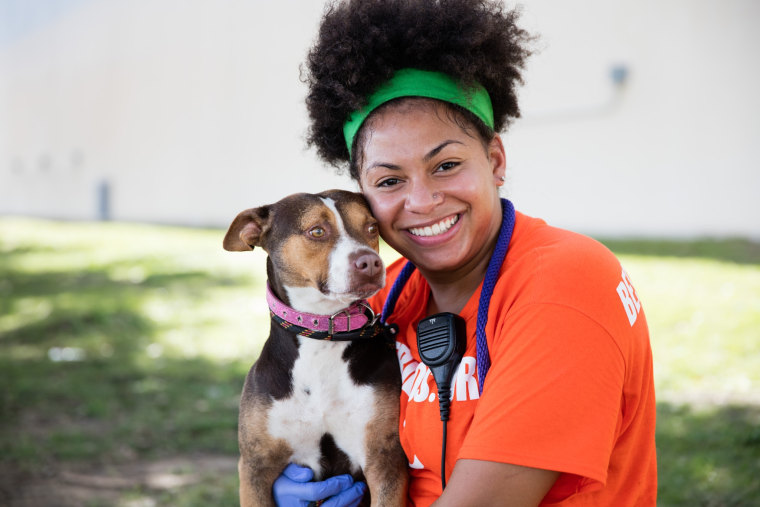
[266,283,374,335]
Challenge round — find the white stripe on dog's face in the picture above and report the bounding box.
[322,197,381,299]
[284,197,383,315]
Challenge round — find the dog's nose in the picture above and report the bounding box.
[352,251,382,278]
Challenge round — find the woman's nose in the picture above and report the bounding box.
[404,179,442,213]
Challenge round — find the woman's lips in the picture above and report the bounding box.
[407,214,460,238]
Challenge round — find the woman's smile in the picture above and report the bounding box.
[407,213,460,238]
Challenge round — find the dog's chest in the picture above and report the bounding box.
[266,337,376,475]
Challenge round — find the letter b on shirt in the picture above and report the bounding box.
[617,269,641,326]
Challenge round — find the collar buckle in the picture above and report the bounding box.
[328,301,376,335]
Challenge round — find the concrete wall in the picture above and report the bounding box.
[1,0,758,237]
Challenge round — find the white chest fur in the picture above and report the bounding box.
[266,336,377,476]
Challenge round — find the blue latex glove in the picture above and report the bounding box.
[273,463,367,507]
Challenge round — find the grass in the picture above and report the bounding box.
[1,217,759,506]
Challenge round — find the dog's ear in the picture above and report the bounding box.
[223,206,271,251]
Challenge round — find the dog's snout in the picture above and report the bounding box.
[351,251,382,277]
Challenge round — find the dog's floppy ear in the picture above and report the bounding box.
[223,206,271,251]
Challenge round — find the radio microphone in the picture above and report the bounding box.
[416,312,466,490]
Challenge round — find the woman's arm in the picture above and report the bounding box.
[433,459,559,507]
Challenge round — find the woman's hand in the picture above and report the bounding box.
[273,463,367,507]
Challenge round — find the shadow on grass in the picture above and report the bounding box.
[597,237,760,265]
[0,262,245,349]
[656,403,760,506]
[0,245,252,468]
[0,261,248,503]
[0,262,241,303]
[0,232,255,504]
[0,306,152,349]
[0,353,244,506]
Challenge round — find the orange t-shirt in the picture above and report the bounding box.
[369,211,657,506]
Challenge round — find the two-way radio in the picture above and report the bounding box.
[416,312,466,490]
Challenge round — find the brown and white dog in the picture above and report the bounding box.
[223,190,407,507]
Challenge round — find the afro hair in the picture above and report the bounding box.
[303,0,533,176]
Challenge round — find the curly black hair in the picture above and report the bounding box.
[303,0,533,178]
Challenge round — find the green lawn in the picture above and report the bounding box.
[1,218,758,506]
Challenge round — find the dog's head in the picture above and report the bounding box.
[224,190,385,313]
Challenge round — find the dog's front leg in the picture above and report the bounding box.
[238,447,291,507]
[362,395,408,506]
[238,457,270,507]
[238,402,293,507]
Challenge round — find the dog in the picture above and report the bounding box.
[223,189,407,507]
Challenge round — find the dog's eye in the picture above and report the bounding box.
[367,223,378,235]
[309,227,326,238]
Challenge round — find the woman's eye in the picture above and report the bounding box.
[377,178,400,188]
[309,227,326,238]
[437,161,459,172]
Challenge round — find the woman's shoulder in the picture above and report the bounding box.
[509,211,621,274]
[492,211,647,364]
[502,211,628,313]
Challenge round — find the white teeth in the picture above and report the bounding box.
[409,215,459,237]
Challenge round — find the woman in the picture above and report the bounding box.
[273,0,657,505]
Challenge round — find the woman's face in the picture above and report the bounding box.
[357,101,506,275]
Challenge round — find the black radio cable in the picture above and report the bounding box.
[416,312,466,490]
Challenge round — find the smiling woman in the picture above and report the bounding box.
[285,1,659,506]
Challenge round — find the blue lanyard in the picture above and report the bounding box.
[380,198,516,394]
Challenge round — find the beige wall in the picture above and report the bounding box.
[1,0,758,237]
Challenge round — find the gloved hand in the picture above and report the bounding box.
[273,463,367,507]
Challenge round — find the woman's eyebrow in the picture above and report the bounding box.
[423,140,464,162]
[366,161,401,173]
[365,140,464,173]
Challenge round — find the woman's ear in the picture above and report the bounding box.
[488,134,507,186]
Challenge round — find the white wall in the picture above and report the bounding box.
[507,0,760,238]
[0,0,355,227]
[1,0,758,237]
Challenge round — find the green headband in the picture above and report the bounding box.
[342,68,494,157]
